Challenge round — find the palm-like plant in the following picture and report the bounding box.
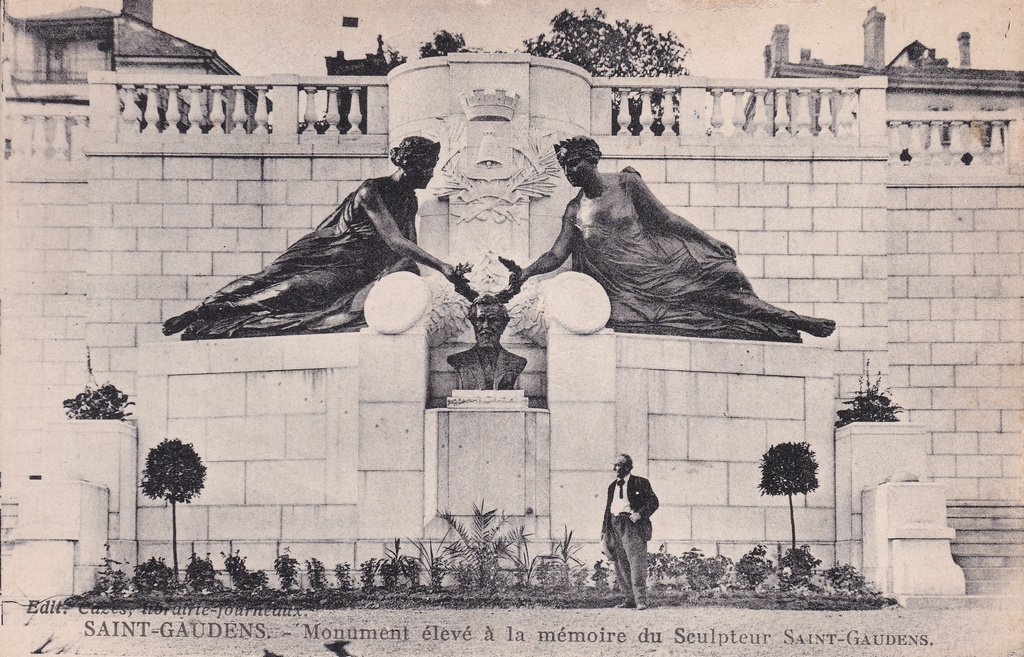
[439,501,522,591]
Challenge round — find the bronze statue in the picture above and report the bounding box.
[504,136,836,343]
[447,294,527,390]
[163,137,465,340]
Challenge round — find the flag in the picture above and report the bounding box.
[341,16,358,28]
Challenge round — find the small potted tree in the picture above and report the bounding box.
[140,439,207,580]
[759,441,820,552]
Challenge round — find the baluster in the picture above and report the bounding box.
[229,86,248,135]
[989,120,1006,164]
[794,88,813,137]
[663,89,679,136]
[969,121,985,163]
[611,88,623,136]
[610,89,626,136]
[121,84,142,133]
[18,115,34,158]
[638,88,654,135]
[837,89,856,137]
[165,85,181,134]
[949,120,966,163]
[773,89,791,137]
[187,85,204,134]
[346,87,363,135]
[253,86,270,135]
[708,88,724,136]
[302,86,318,133]
[71,115,89,160]
[58,116,72,159]
[817,89,834,138]
[888,121,903,162]
[208,85,226,135]
[325,87,341,134]
[752,89,770,138]
[33,115,50,158]
[143,85,160,134]
[927,120,945,164]
[908,121,926,161]
[730,88,747,137]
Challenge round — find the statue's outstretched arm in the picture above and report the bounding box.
[361,185,455,279]
[519,198,577,282]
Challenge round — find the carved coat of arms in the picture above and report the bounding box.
[434,89,562,225]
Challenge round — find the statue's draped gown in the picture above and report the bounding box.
[569,169,804,342]
[169,177,418,340]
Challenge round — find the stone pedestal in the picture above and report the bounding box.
[425,407,551,538]
[835,422,929,569]
[862,481,965,597]
[5,480,109,598]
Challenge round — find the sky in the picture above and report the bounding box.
[6,0,1022,78]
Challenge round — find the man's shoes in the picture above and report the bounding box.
[635,603,648,610]
[614,601,636,608]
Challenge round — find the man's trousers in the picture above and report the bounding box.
[607,514,647,606]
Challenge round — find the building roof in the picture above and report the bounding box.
[19,6,118,21]
[114,15,237,73]
[771,60,1024,95]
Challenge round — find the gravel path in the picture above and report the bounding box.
[4,603,1022,657]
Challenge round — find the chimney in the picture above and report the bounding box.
[863,6,886,68]
[770,24,790,72]
[958,32,971,68]
[122,0,153,24]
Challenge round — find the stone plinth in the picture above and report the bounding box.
[862,481,965,598]
[446,389,529,410]
[835,422,930,569]
[425,408,550,537]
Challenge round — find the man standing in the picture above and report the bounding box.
[602,453,659,609]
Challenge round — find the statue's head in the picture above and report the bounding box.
[468,294,510,350]
[553,136,602,187]
[391,136,441,189]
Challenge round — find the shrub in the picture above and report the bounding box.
[735,544,774,589]
[823,563,870,594]
[647,544,686,587]
[222,551,268,592]
[305,558,328,593]
[184,552,218,593]
[93,557,130,596]
[359,559,379,590]
[333,562,353,591]
[63,383,134,420]
[133,557,176,593]
[409,534,451,592]
[536,527,585,590]
[835,362,903,428]
[379,539,420,591]
[274,550,300,591]
[779,545,821,590]
[440,502,523,591]
[680,548,731,592]
[591,559,612,591]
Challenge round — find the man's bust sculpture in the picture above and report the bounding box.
[447,294,527,390]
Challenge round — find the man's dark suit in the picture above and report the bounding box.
[602,474,659,607]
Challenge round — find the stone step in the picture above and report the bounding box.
[949,517,1024,531]
[952,529,1024,543]
[962,566,1024,581]
[955,555,1024,569]
[948,504,1024,519]
[965,579,1024,596]
[953,542,1024,557]
[899,594,1024,609]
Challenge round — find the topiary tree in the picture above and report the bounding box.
[140,439,206,579]
[759,442,819,551]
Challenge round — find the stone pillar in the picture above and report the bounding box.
[835,422,929,569]
[862,481,965,598]
[356,273,431,545]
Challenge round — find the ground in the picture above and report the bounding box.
[3,603,1022,657]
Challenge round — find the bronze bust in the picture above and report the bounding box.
[447,295,527,390]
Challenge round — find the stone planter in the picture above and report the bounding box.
[835,422,929,570]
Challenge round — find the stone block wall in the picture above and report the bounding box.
[887,180,1024,501]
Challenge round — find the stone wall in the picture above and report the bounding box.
[887,178,1023,501]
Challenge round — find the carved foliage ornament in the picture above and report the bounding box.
[433,89,562,225]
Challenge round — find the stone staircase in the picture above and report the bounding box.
[949,501,1024,597]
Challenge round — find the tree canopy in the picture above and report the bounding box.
[522,8,689,77]
[420,30,475,58]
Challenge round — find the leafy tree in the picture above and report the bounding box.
[140,439,206,579]
[522,8,689,77]
[759,442,820,551]
[420,30,475,58]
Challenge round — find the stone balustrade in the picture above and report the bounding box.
[887,111,1018,168]
[590,77,886,144]
[87,72,388,143]
[3,106,90,161]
